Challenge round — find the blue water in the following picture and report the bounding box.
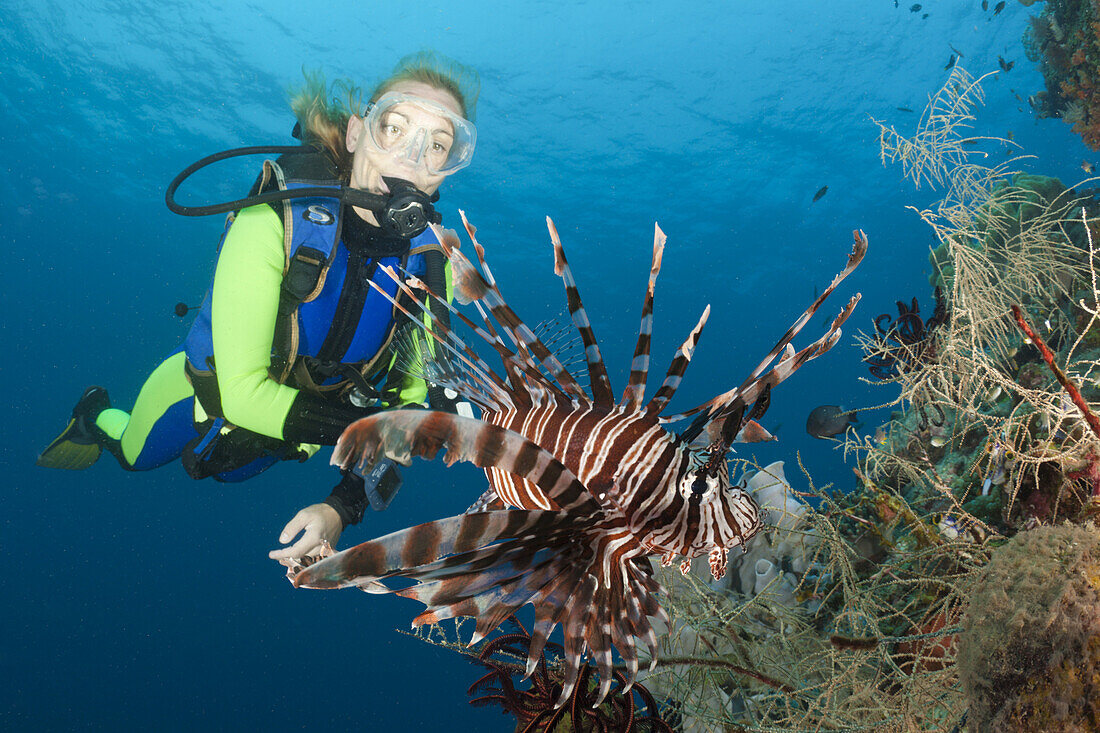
[1,1,1085,730]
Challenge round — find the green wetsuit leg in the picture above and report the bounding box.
[96,351,197,470]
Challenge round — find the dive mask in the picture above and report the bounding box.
[364,92,476,175]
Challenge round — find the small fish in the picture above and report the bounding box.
[945,54,956,70]
[812,185,829,203]
[993,1,1005,15]
[961,138,980,146]
[988,385,1003,402]
[895,0,899,6]
[981,0,988,9]
[1083,160,1095,174]
[1012,90,1022,101]
[922,13,929,18]
[1006,130,1014,141]
[949,43,965,58]
[998,56,1014,72]
[910,3,921,11]
[806,405,860,439]
[896,106,914,113]
[874,425,889,445]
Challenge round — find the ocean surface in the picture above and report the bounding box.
[0,1,1084,730]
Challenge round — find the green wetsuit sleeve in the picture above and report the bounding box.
[211,204,299,440]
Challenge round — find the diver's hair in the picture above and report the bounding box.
[287,52,480,183]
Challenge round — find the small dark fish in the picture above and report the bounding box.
[896,106,914,113]
[961,138,980,146]
[812,185,829,203]
[945,54,956,70]
[922,13,929,18]
[909,3,921,11]
[981,0,988,9]
[993,1,1005,15]
[949,44,964,58]
[998,56,1014,72]
[806,405,860,439]
[894,0,898,6]
[1006,130,1014,141]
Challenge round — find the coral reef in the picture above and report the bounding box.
[862,288,950,380]
[959,523,1100,732]
[1023,0,1100,149]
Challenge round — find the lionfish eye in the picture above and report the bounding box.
[679,471,719,502]
[691,475,709,496]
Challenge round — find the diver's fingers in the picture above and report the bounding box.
[277,509,312,544]
[269,525,322,561]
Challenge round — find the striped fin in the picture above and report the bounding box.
[396,266,589,408]
[363,266,513,412]
[449,213,591,405]
[662,229,867,424]
[332,409,601,514]
[644,305,710,416]
[294,510,566,588]
[620,224,666,411]
[545,217,615,406]
[295,508,665,707]
[465,486,505,513]
[376,263,548,407]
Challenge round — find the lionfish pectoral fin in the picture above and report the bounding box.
[293,509,527,588]
[334,410,601,514]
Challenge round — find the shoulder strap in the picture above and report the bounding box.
[263,157,345,383]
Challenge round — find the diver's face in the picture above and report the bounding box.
[346,81,463,224]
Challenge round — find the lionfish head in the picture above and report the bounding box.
[637,419,764,578]
[675,435,764,555]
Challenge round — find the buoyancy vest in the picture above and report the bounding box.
[183,153,444,418]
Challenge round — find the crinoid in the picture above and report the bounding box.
[862,287,950,381]
[468,617,673,733]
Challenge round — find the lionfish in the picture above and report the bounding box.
[295,213,867,705]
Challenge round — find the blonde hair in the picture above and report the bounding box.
[288,52,480,182]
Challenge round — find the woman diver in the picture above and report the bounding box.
[37,52,480,562]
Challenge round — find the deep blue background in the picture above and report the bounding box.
[1,1,1085,730]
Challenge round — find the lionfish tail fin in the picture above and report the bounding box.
[661,229,867,425]
[620,223,666,411]
[545,216,615,406]
[333,410,600,514]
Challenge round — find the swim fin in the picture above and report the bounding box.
[37,386,110,470]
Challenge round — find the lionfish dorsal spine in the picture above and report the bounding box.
[620,223,666,412]
[644,304,710,416]
[453,212,591,404]
[662,229,868,424]
[365,264,513,412]
[545,216,615,406]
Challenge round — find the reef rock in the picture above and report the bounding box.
[959,523,1100,732]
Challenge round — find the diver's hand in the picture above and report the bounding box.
[268,503,343,561]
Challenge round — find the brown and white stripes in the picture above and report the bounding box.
[296,215,867,707]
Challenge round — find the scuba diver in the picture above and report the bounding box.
[37,53,480,563]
